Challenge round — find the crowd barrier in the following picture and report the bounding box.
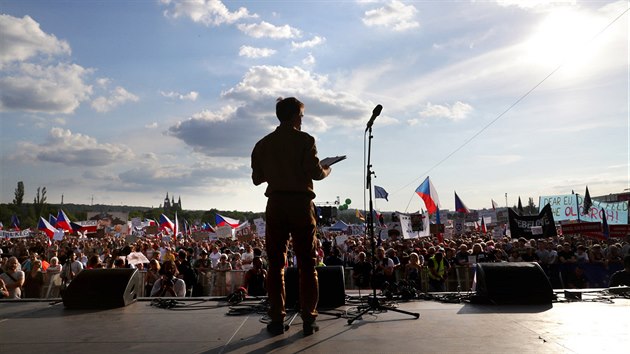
[23,262,626,299]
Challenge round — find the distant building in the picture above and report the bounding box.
[162,192,182,213]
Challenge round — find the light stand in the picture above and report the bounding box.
[347,122,419,325]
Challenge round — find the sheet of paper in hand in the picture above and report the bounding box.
[320,155,346,166]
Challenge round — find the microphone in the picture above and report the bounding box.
[365,104,383,131]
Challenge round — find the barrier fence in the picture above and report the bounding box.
[23,262,624,299]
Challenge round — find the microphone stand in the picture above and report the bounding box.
[347,122,419,325]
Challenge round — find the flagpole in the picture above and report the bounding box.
[576,194,581,222]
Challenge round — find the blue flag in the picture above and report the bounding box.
[374,185,389,201]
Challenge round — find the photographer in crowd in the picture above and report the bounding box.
[150,260,185,297]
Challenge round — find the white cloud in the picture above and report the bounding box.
[0,14,71,67]
[168,65,377,157]
[238,45,277,58]
[362,0,420,32]
[0,62,93,114]
[145,122,158,129]
[496,0,577,11]
[419,101,473,121]
[11,127,134,166]
[160,0,257,26]
[291,36,326,50]
[237,21,301,39]
[160,90,199,101]
[302,53,316,67]
[91,86,139,113]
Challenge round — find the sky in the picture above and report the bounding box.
[0,0,628,215]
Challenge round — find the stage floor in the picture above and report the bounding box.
[1,291,629,354]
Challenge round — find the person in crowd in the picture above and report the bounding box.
[176,250,196,297]
[21,252,38,273]
[352,252,372,289]
[251,97,331,336]
[145,259,161,297]
[113,257,127,268]
[404,252,424,289]
[1,256,24,299]
[209,246,222,269]
[151,260,185,297]
[243,256,267,296]
[373,246,395,289]
[324,247,344,267]
[193,249,212,296]
[231,253,243,271]
[575,245,590,264]
[212,254,232,296]
[609,255,630,287]
[521,246,539,262]
[241,244,255,271]
[86,255,101,269]
[566,265,589,289]
[427,248,449,292]
[23,259,44,298]
[455,244,471,267]
[471,243,489,263]
[0,278,9,298]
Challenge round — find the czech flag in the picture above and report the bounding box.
[415,176,440,214]
[38,217,57,239]
[55,209,73,232]
[49,214,58,226]
[491,199,498,211]
[11,214,20,231]
[216,214,240,228]
[480,217,487,233]
[454,192,470,213]
[159,214,175,231]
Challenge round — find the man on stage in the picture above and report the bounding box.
[251,97,331,336]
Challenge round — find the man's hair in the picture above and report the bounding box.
[276,97,303,122]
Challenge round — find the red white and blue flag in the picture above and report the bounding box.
[11,214,20,231]
[38,217,57,239]
[415,177,440,214]
[159,214,175,231]
[455,192,470,213]
[55,209,73,232]
[49,214,57,226]
[491,199,498,211]
[216,214,240,228]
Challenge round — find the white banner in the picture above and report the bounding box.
[1,230,32,238]
[539,194,628,224]
[253,218,266,237]
[398,212,430,239]
[216,225,233,239]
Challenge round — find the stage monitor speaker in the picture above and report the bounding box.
[473,262,554,305]
[62,268,140,309]
[285,265,345,309]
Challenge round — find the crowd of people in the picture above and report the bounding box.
[0,229,629,300]
[0,228,630,298]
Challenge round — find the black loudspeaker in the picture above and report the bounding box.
[62,268,141,309]
[473,262,554,305]
[285,266,345,309]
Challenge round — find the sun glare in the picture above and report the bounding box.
[524,8,601,72]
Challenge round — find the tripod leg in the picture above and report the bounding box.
[347,305,371,325]
[379,305,420,319]
[284,311,299,331]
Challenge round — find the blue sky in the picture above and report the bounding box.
[1,0,628,214]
